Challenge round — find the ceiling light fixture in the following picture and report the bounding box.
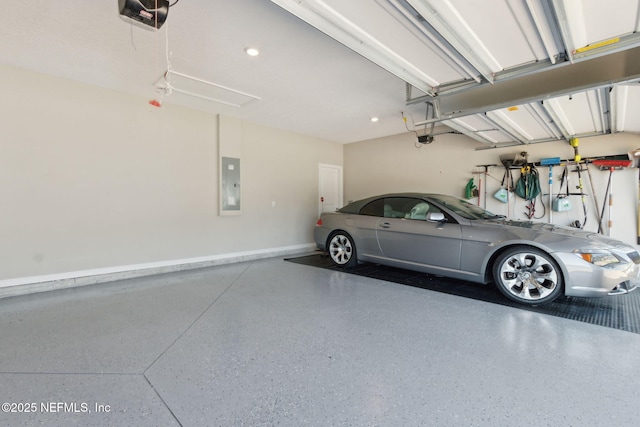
[370,117,379,122]
[245,47,260,56]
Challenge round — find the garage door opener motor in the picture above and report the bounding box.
[118,0,169,29]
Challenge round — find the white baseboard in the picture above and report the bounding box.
[0,244,317,299]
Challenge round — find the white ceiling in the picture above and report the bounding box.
[2,0,640,146]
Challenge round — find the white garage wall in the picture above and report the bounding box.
[0,64,342,286]
[345,131,640,248]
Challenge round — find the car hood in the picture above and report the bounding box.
[475,219,633,251]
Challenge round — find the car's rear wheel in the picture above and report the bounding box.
[328,232,357,268]
[492,247,563,305]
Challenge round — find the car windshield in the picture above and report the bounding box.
[428,195,503,220]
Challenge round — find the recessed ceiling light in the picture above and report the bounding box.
[370,117,379,122]
[245,47,260,57]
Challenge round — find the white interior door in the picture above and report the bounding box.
[319,164,343,214]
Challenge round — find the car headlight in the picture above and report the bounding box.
[574,250,621,268]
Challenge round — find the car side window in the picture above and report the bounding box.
[378,198,418,219]
[380,198,410,218]
[359,199,384,217]
[361,197,447,221]
[383,197,444,221]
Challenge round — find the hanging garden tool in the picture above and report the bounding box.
[553,166,572,214]
[478,164,492,209]
[496,153,527,218]
[493,169,512,204]
[464,178,478,200]
[585,160,603,234]
[540,157,561,223]
[554,166,583,229]
[565,138,587,229]
[572,163,588,229]
[592,159,632,236]
[475,164,498,209]
[515,163,541,219]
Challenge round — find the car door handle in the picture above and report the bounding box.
[380,222,391,229]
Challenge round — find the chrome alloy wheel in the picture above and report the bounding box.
[495,249,561,303]
[328,233,355,266]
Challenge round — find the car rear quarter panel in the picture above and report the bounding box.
[315,213,383,258]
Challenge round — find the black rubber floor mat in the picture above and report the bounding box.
[285,253,640,334]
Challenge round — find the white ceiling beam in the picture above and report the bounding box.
[423,58,557,100]
[443,118,498,145]
[483,111,532,144]
[270,0,437,95]
[413,44,640,125]
[548,0,580,63]
[410,31,640,102]
[525,0,563,64]
[404,0,501,83]
[572,32,640,61]
[605,86,616,133]
[610,85,629,133]
[474,132,595,151]
[586,88,610,134]
[524,102,563,140]
[541,98,574,140]
[381,0,482,83]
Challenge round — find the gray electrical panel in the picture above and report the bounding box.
[221,157,241,212]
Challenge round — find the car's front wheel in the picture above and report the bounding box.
[492,247,563,305]
[327,232,357,268]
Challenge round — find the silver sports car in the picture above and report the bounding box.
[314,193,640,305]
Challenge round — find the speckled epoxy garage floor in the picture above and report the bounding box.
[1,257,640,426]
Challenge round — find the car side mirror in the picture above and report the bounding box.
[427,212,445,222]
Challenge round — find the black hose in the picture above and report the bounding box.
[598,170,613,234]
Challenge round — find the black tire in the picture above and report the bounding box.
[327,231,357,268]
[492,246,563,305]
